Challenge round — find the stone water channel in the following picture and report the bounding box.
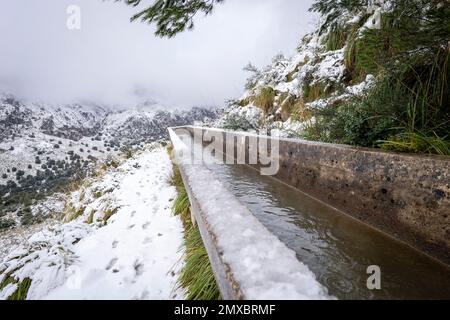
[171,128,450,300]
[205,161,450,299]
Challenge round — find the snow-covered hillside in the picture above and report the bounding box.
[0,94,220,231]
[214,2,385,137]
[0,145,185,300]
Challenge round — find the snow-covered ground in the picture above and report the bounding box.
[0,145,185,300]
[170,129,331,300]
[210,2,388,137]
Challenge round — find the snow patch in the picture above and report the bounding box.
[0,146,185,300]
[170,129,332,300]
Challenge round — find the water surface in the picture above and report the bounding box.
[206,161,450,300]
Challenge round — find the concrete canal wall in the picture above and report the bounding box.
[168,128,332,300]
[175,126,450,265]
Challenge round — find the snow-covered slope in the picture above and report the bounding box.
[0,145,185,300]
[0,94,220,231]
[215,2,386,137]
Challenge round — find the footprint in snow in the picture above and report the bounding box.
[128,224,135,230]
[106,257,118,271]
[138,290,150,300]
[142,222,151,230]
[112,240,119,249]
[133,259,145,277]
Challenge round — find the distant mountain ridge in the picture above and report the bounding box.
[0,95,218,143]
[0,94,220,229]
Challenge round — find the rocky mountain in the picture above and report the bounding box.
[0,94,220,229]
[216,0,449,155]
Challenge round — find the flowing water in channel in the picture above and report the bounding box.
[204,161,450,300]
[174,131,450,300]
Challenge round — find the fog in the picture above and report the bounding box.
[0,0,316,108]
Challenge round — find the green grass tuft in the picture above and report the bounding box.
[380,131,450,155]
[7,278,32,300]
[93,191,103,199]
[86,209,96,224]
[64,204,86,222]
[173,189,191,223]
[0,276,32,300]
[178,225,221,300]
[304,48,450,155]
[253,87,276,115]
[0,275,15,291]
[303,81,331,103]
[103,207,119,223]
[167,146,221,300]
[124,149,134,159]
[324,23,348,51]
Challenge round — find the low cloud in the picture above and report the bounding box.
[0,0,316,108]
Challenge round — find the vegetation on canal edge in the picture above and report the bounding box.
[167,145,221,300]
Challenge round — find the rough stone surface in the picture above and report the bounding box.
[184,127,450,265]
[275,141,450,265]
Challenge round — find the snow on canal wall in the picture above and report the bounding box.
[171,126,450,267]
[168,128,332,300]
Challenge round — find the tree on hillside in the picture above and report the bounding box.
[120,0,224,38]
[118,0,450,154]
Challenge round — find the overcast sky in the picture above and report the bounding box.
[0,0,317,108]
